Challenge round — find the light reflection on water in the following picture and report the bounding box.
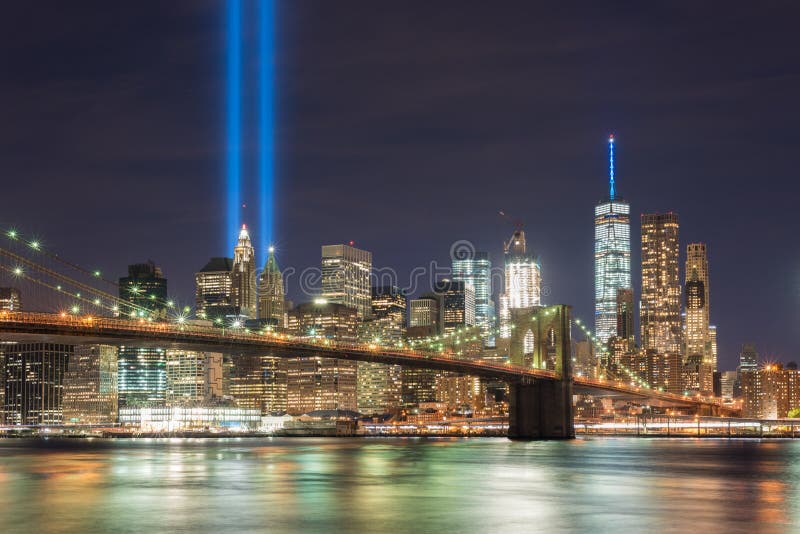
[0,437,797,533]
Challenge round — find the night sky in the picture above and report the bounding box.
[1,1,798,369]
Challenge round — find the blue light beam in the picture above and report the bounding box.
[258,0,275,267]
[226,0,242,253]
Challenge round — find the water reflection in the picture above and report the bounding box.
[0,438,797,533]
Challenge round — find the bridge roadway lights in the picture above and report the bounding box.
[508,376,575,440]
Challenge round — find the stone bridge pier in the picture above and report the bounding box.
[507,305,575,439]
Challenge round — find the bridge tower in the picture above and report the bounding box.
[507,304,574,439]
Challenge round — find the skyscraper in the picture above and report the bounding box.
[117,345,166,407]
[433,279,475,333]
[257,245,285,326]
[229,354,287,414]
[286,301,359,414]
[165,351,223,405]
[2,343,72,425]
[498,229,541,338]
[118,263,167,407]
[640,212,681,355]
[63,345,118,424]
[739,343,759,372]
[409,296,441,332]
[369,286,407,342]
[594,135,632,344]
[195,257,235,322]
[616,288,635,351]
[684,244,711,358]
[119,261,168,319]
[321,243,372,319]
[404,295,441,408]
[356,286,406,415]
[0,287,21,311]
[709,325,718,371]
[452,250,493,344]
[232,224,257,318]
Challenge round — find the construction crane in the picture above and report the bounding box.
[498,210,527,255]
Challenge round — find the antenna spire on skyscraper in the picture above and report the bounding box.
[608,134,616,201]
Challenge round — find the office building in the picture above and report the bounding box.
[409,296,441,332]
[119,261,168,319]
[195,257,235,322]
[257,246,285,327]
[165,350,223,405]
[739,343,759,372]
[356,360,401,415]
[117,265,167,408]
[616,288,635,352]
[499,229,541,338]
[594,135,632,344]
[709,325,718,372]
[2,343,72,425]
[232,224,257,318]
[433,279,475,333]
[452,250,494,343]
[286,301,359,414]
[321,243,372,319]
[356,286,405,414]
[63,345,118,425]
[229,355,288,414]
[0,287,21,311]
[370,286,407,342]
[719,370,738,400]
[117,346,167,407]
[640,212,681,355]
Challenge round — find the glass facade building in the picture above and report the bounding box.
[321,244,372,319]
[433,279,475,333]
[118,261,168,320]
[452,251,493,345]
[117,346,167,407]
[594,200,631,344]
[2,342,72,425]
[195,257,235,321]
[63,345,118,425]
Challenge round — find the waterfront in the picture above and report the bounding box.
[0,438,797,533]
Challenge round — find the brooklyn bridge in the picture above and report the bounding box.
[0,230,733,439]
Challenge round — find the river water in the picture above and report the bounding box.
[0,437,797,533]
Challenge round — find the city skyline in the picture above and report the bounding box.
[1,2,798,369]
